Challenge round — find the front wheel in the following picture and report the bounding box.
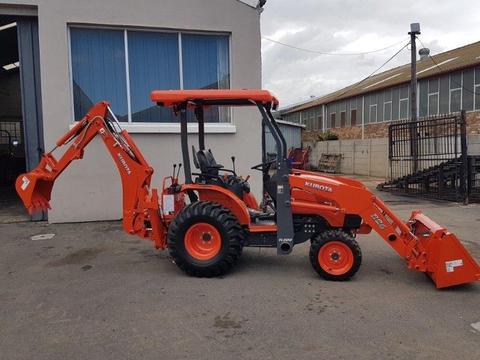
[309,230,362,281]
[167,201,244,277]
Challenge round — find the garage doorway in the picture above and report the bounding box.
[0,14,44,222]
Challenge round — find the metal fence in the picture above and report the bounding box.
[469,156,480,202]
[379,111,480,203]
[0,120,23,146]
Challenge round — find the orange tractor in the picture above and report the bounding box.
[16,90,480,288]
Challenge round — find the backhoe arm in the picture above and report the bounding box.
[16,101,166,248]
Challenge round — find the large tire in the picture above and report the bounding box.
[309,230,362,281]
[167,201,244,277]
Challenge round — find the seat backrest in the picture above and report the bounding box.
[197,149,219,176]
[205,150,218,167]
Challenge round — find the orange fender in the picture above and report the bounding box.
[181,184,250,225]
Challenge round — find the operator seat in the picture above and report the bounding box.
[193,147,245,199]
[196,149,223,176]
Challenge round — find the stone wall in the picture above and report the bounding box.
[466,111,480,135]
[302,110,480,141]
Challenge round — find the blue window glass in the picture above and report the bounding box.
[182,34,230,122]
[70,28,128,121]
[128,31,180,122]
[70,28,231,124]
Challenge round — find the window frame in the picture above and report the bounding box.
[449,73,462,113]
[398,87,409,120]
[369,104,377,123]
[383,100,392,122]
[475,67,480,110]
[475,83,480,110]
[350,108,357,126]
[67,24,234,133]
[427,78,440,116]
[340,110,346,127]
[330,112,336,128]
[315,115,322,131]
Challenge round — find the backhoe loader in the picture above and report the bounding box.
[16,89,480,288]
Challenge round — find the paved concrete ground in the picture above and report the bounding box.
[0,187,29,224]
[1,178,479,360]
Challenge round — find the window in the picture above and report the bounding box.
[419,81,428,117]
[383,101,392,121]
[475,67,480,110]
[128,31,180,122]
[285,112,300,124]
[462,69,474,111]
[428,78,439,116]
[303,108,318,131]
[449,73,462,113]
[392,88,399,120]
[439,76,449,113]
[330,112,336,128]
[399,86,409,119]
[70,27,230,123]
[428,94,439,116]
[182,34,230,123]
[383,89,392,122]
[70,28,128,121]
[369,104,377,123]
[340,111,346,127]
[350,109,357,126]
[316,115,322,131]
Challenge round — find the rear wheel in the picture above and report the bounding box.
[309,230,362,281]
[167,201,244,277]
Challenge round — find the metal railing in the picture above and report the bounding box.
[379,111,480,203]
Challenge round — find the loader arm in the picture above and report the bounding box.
[290,171,480,288]
[15,101,166,249]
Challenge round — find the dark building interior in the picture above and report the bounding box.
[0,15,27,221]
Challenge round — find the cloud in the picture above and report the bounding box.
[261,0,480,107]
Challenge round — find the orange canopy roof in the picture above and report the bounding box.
[150,89,279,107]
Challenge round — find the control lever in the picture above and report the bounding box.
[176,163,182,182]
[231,156,236,175]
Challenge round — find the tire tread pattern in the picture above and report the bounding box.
[167,201,244,277]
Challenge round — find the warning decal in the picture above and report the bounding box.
[445,259,463,273]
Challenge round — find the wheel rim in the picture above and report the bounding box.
[184,223,222,261]
[318,241,354,275]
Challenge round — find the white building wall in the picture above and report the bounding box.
[1,0,263,222]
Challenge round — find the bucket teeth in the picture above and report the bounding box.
[15,171,54,216]
[28,199,51,214]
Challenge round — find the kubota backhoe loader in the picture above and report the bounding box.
[16,90,480,288]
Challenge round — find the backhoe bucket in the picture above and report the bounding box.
[409,210,480,288]
[15,156,55,214]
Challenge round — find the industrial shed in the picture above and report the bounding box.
[277,41,480,140]
[265,119,304,154]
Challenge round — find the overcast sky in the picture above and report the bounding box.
[261,0,480,108]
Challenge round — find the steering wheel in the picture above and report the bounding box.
[251,159,276,172]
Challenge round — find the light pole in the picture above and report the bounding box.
[409,23,421,172]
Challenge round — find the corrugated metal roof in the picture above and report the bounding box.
[281,40,480,114]
[275,119,306,128]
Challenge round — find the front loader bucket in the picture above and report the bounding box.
[15,156,55,214]
[409,210,480,288]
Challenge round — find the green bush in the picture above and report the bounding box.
[316,131,338,141]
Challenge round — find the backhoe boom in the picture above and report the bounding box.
[15,101,167,249]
